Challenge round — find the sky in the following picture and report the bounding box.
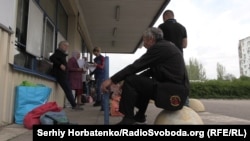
[106,0,250,80]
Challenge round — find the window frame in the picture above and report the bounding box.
[13,0,68,80]
[42,16,55,60]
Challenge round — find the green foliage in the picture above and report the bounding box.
[189,79,250,99]
[185,58,250,99]
[186,58,206,81]
[239,75,250,81]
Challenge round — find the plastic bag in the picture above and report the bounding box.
[14,81,52,124]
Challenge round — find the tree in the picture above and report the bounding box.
[186,58,206,80]
[216,63,226,80]
[224,73,236,81]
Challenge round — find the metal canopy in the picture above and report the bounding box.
[78,0,170,54]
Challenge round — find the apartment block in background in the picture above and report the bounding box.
[238,36,250,77]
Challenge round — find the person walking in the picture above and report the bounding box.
[49,41,83,110]
[101,28,189,125]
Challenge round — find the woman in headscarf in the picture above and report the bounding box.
[68,50,85,106]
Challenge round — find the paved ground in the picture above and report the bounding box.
[1,99,250,140]
[200,99,250,121]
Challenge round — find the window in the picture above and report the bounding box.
[57,32,66,47]
[14,0,68,79]
[14,0,32,69]
[43,17,55,60]
[26,0,43,57]
[57,2,68,38]
[39,0,57,23]
[15,0,28,45]
[247,41,250,47]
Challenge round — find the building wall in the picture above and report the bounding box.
[0,28,66,125]
[238,36,250,77]
[0,28,13,125]
[0,0,87,125]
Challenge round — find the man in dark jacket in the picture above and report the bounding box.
[158,10,187,53]
[101,27,189,124]
[49,41,83,110]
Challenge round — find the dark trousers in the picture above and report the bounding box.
[56,77,76,108]
[119,75,154,119]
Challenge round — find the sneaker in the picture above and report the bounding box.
[134,112,147,124]
[115,117,136,125]
[72,105,84,110]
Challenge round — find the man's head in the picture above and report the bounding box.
[93,46,101,56]
[143,27,163,49]
[58,41,69,52]
[163,10,174,22]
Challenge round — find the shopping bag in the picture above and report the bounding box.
[14,83,52,124]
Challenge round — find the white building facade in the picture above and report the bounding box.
[238,36,250,77]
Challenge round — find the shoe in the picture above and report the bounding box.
[134,112,147,124]
[93,101,101,107]
[72,105,84,110]
[115,117,136,125]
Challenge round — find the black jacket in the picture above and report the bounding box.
[49,49,68,80]
[111,39,189,88]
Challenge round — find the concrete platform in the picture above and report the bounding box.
[1,100,250,141]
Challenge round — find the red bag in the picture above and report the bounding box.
[23,102,62,129]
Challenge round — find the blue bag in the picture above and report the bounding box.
[40,110,69,125]
[14,83,51,124]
